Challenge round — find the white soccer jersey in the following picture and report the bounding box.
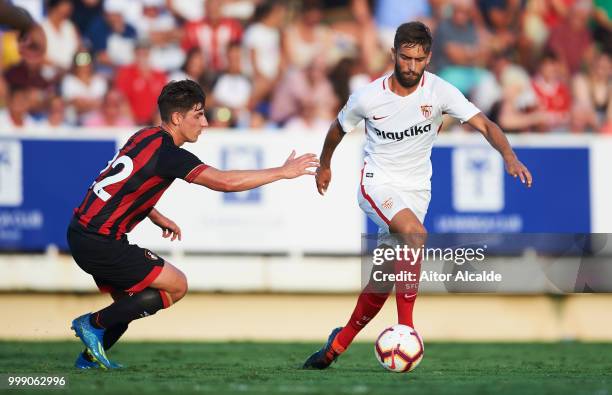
[338,71,480,190]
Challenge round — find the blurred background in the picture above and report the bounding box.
[0,0,611,343]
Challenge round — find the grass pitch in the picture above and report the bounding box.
[1,341,611,395]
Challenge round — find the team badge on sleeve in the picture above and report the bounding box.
[144,250,160,261]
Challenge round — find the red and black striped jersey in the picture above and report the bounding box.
[73,126,208,239]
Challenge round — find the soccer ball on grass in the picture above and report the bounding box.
[374,324,424,373]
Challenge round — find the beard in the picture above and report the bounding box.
[394,62,423,88]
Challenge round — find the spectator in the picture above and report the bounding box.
[83,89,134,127]
[270,56,337,125]
[41,95,68,127]
[211,42,252,127]
[133,0,184,72]
[169,48,214,93]
[571,52,612,132]
[41,0,79,72]
[541,0,575,29]
[70,0,103,37]
[592,0,612,53]
[242,0,287,109]
[284,97,330,133]
[547,0,595,75]
[329,56,370,113]
[0,85,36,129]
[3,25,55,119]
[330,0,382,75]
[284,0,334,69]
[477,0,520,56]
[432,0,491,95]
[60,51,108,124]
[115,40,167,125]
[374,0,433,49]
[532,50,572,131]
[168,0,205,23]
[474,52,546,132]
[85,0,138,67]
[182,0,242,72]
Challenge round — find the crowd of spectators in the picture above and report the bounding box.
[0,0,610,133]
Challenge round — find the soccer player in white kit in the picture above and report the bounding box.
[303,22,532,369]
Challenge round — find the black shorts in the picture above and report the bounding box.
[67,219,165,294]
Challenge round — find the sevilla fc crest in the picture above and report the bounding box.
[421,105,432,119]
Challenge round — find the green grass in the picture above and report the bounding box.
[1,341,611,395]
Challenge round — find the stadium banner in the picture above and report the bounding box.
[0,136,117,251]
[0,131,609,253]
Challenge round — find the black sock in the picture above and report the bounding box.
[103,322,129,350]
[92,288,168,329]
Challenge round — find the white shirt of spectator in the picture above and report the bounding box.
[134,9,185,71]
[61,74,108,102]
[169,0,204,22]
[338,71,480,190]
[213,74,252,110]
[243,23,281,80]
[107,34,136,66]
[41,19,79,70]
[0,109,37,130]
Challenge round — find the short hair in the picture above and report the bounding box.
[541,48,559,63]
[157,80,206,122]
[394,22,433,53]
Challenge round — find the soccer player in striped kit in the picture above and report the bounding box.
[69,79,319,369]
[303,22,532,369]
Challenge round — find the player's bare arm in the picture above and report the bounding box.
[316,119,346,195]
[148,208,182,241]
[193,150,319,192]
[467,112,533,187]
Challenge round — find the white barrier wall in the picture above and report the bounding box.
[129,131,366,254]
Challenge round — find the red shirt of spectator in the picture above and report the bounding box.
[181,0,242,72]
[531,52,572,130]
[542,0,576,28]
[116,46,167,125]
[532,77,571,113]
[547,1,594,75]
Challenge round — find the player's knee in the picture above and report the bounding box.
[396,223,427,247]
[170,271,188,303]
[399,222,426,235]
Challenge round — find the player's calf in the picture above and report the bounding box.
[90,287,173,329]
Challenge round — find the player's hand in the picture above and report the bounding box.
[152,215,182,241]
[505,156,532,188]
[281,150,319,179]
[316,166,331,195]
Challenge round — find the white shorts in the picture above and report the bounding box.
[357,183,431,237]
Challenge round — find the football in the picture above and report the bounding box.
[374,324,424,373]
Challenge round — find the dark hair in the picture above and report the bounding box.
[252,0,283,22]
[541,48,559,63]
[47,0,71,11]
[157,80,206,122]
[394,22,433,53]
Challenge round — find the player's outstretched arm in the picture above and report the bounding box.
[148,208,182,241]
[317,119,346,196]
[467,112,533,187]
[192,151,319,192]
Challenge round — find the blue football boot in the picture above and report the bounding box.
[302,327,343,369]
[70,313,112,369]
[75,349,123,369]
